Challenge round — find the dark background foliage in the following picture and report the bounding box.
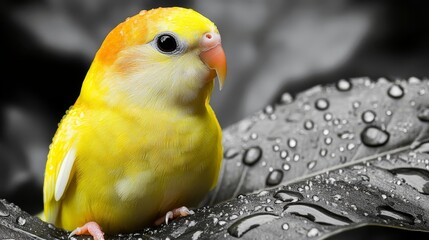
[1,0,429,219]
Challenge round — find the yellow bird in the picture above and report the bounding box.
[42,7,226,240]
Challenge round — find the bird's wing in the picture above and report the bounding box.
[43,108,79,223]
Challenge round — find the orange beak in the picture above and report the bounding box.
[199,32,227,90]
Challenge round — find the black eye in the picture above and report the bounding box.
[156,34,178,53]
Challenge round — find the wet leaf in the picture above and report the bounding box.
[1,77,429,239]
[209,77,429,204]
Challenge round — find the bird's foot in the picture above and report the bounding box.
[69,221,104,240]
[155,206,195,226]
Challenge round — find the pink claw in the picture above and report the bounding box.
[155,206,195,226]
[69,221,105,240]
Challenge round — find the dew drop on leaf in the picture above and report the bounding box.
[315,98,330,111]
[293,154,300,162]
[282,163,291,171]
[417,108,429,122]
[224,148,240,159]
[304,120,314,130]
[0,201,9,217]
[280,150,288,159]
[336,79,352,91]
[227,213,280,238]
[288,138,297,148]
[264,105,275,115]
[324,137,333,145]
[360,126,390,147]
[388,168,429,195]
[387,84,405,99]
[347,143,356,151]
[279,93,294,105]
[266,170,284,186]
[243,147,263,166]
[307,161,317,170]
[352,101,361,109]
[192,230,203,240]
[283,203,353,226]
[320,149,328,157]
[324,113,333,121]
[274,190,304,202]
[376,206,415,224]
[281,223,289,230]
[16,216,26,226]
[307,228,321,237]
[362,110,376,124]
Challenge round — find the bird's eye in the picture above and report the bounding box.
[154,33,182,54]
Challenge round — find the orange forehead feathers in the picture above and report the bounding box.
[95,7,217,65]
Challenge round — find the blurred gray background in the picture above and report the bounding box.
[1,0,429,214]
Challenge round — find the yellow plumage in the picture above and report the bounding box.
[43,7,226,235]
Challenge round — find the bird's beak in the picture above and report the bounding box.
[199,32,227,90]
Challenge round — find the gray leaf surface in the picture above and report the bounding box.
[1,77,429,239]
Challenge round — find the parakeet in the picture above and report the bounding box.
[42,7,226,240]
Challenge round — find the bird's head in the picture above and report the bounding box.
[80,7,227,112]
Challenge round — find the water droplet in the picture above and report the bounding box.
[324,137,333,145]
[280,150,288,159]
[347,143,356,150]
[243,147,263,166]
[353,101,361,109]
[280,93,294,105]
[381,194,387,200]
[274,190,304,202]
[377,206,415,224]
[386,110,393,116]
[281,223,289,230]
[312,195,320,202]
[264,105,275,115]
[307,161,316,170]
[323,113,333,121]
[47,223,56,230]
[224,148,240,159]
[227,213,280,238]
[333,194,342,201]
[192,230,203,240]
[288,138,297,148]
[266,170,284,186]
[338,131,354,140]
[250,133,258,140]
[282,163,291,171]
[315,98,330,111]
[359,174,370,181]
[16,216,26,226]
[257,190,270,197]
[219,221,227,226]
[283,203,353,226]
[387,84,405,99]
[322,129,330,135]
[273,145,280,152]
[304,120,314,130]
[362,110,376,124]
[320,149,328,157]
[417,108,429,122]
[360,126,390,147]
[409,76,421,84]
[0,201,9,217]
[307,228,321,237]
[293,154,300,162]
[388,168,429,195]
[336,79,352,91]
[265,206,274,212]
